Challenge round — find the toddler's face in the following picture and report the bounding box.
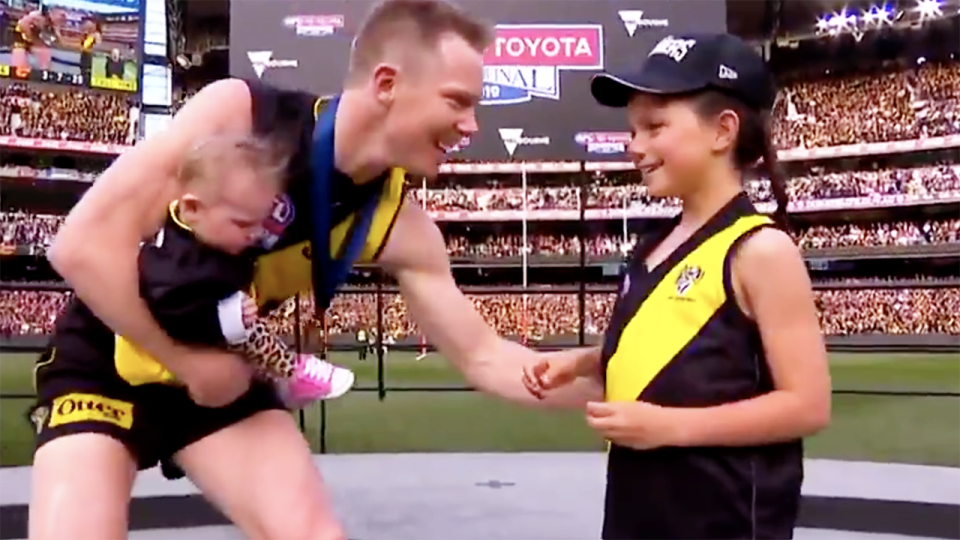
[182,171,279,254]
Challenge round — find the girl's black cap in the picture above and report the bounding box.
[591,33,776,111]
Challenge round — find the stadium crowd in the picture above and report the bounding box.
[1,63,957,149]
[773,63,960,148]
[2,288,958,338]
[416,164,960,213]
[0,211,61,251]
[3,210,957,256]
[1,64,958,342]
[443,219,959,257]
[0,84,138,145]
[2,164,957,220]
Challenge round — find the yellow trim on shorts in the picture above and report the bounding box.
[115,335,178,386]
[32,348,56,392]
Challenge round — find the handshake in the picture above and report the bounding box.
[520,349,598,400]
[519,348,684,452]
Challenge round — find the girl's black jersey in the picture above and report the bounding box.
[600,193,803,539]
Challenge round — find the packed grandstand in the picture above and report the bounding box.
[0,2,958,346]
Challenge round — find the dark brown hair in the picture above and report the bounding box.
[691,91,790,231]
[346,0,493,84]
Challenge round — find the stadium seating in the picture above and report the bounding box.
[1,62,959,341]
[1,288,958,338]
[0,84,137,145]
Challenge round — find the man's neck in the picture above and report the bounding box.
[334,89,390,184]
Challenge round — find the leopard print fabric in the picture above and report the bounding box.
[228,320,296,379]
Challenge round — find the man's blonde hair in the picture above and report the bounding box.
[179,135,289,197]
[346,0,492,84]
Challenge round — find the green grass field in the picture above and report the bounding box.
[1,351,958,467]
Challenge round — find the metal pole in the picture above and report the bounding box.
[521,168,529,343]
[622,196,628,247]
[318,306,328,454]
[376,272,386,401]
[578,180,587,346]
[293,294,305,433]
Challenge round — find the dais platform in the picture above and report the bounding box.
[1,453,958,540]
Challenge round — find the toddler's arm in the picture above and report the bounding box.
[217,291,297,379]
[220,292,356,406]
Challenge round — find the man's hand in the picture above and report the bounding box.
[522,359,578,399]
[176,348,255,407]
[380,201,603,408]
[522,347,600,399]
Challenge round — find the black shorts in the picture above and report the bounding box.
[80,49,93,73]
[10,27,42,52]
[29,348,286,478]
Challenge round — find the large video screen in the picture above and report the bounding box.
[0,0,140,92]
[229,0,726,162]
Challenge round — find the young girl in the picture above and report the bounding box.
[523,32,831,539]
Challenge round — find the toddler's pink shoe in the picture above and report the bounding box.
[278,354,354,408]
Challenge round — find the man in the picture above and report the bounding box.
[12,6,66,71]
[357,328,368,361]
[104,48,126,79]
[37,1,597,539]
[78,17,102,80]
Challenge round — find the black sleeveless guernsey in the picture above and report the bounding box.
[242,80,406,313]
[600,192,803,540]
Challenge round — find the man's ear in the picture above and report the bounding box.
[371,63,400,105]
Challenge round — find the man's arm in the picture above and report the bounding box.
[380,201,603,408]
[139,258,245,348]
[47,79,253,371]
[140,252,300,381]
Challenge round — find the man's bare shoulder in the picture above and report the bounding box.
[73,79,260,239]
[168,79,254,140]
[115,79,255,183]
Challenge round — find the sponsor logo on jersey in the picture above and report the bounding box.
[674,264,704,298]
[49,393,133,429]
[617,11,669,37]
[247,51,298,78]
[260,193,295,249]
[574,131,630,154]
[499,128,550,157]
[283,14,344,36]
[482,24,604,105]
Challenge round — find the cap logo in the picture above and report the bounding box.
[648,36,696,63]
[718,65,738,80]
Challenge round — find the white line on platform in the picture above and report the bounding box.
[1,454,958,507]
